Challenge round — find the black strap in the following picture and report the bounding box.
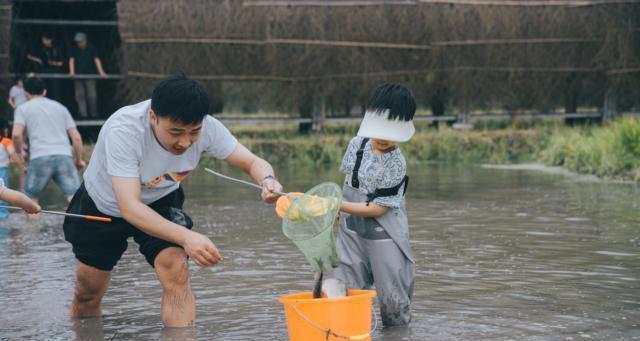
[366,175,409,204]
[350,137,409,205]
[351,138,369,189]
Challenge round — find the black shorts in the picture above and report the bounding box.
[63,183,193,271]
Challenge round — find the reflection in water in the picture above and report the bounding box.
[0,164,639,340]
[73,318,105,341]
[160,327,197,341]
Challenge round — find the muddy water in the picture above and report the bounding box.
[0,164,638,340]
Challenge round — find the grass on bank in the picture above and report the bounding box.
[226,117,640,181]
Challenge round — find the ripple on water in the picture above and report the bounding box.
[2,165,640,340]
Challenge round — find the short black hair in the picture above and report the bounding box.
[366,83,416,121]
[12,74,24,83]
[151,72,210,125]
[23,77,46,95]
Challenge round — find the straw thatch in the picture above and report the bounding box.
[118,0,640,115]
[0,0,12,115]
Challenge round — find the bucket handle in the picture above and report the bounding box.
[290,302,378,341]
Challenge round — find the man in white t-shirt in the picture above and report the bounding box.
[63,73,283,327]
[12,77,85,202]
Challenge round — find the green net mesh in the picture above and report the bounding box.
[281,182,342,272]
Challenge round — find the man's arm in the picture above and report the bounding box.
[11,123,26,167]
[7,96,15,109]
[67,128,85,169]
[69,58,75,76]
[94,58,106,77]
[0,186,40,213]
[26,53,43,65]
[224,143,283,203]
[112,177,222,267]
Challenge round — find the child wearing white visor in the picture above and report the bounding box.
[324,83,415,327]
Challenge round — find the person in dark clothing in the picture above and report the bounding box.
[69,32,107,118]
[26,33,65,101]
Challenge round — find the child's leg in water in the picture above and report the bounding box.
[367,238,414,327]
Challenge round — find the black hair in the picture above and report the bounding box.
[365,83,416,121]
[12,74,24,84]
[23,77,46,96]
[150,72,210,125]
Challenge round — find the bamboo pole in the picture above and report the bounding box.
[126,66,614,83]
[243,0,639,6]
[122,36,597,50]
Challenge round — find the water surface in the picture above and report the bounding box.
[0,164,638,340]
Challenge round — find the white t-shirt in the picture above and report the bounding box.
[9,85,27,107]
[84,100,238,217]
[13,97,76,160]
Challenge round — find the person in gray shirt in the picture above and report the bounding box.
[12,77,85,203]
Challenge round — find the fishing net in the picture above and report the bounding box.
[277,182,342,272]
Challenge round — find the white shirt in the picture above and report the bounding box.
[83,100,238,217]
[13,97,76,160]
[9,85,27,107]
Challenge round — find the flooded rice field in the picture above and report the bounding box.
[0,164,639,340]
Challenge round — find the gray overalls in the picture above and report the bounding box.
[331,138,415,327]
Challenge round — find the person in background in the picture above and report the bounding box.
[11,77,85,204]
[7,76,29,192]
[26,33,65,101]
[0,118,17,219]
[7,76,27,109]
[69,32,107,118]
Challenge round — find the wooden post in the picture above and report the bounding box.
[602,86,618,121]
[312,97,326,133]
[564,72,582,125]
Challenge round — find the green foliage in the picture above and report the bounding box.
[540,118,640,180]
[228,118,640,181]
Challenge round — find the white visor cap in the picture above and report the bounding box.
[356,110,415,142]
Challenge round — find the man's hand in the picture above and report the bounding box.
[21,200,41,214]
[182,231,222,267]
[261,177,283,204]
[75,158,86,170]
[99,71,107,78]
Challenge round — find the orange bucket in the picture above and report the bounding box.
[278,289,377,341]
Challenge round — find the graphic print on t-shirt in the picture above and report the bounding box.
[142,170,192,189]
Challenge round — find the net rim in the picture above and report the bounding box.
[281,182,342,242]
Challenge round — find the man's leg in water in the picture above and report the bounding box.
[154,247,195,327]
[70,262,111,317]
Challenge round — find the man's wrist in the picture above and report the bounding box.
[261,174,275,185]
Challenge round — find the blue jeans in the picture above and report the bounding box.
[25,155,80,199]
[0,167,9,219]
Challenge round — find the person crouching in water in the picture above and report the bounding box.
[324,83,416,327]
